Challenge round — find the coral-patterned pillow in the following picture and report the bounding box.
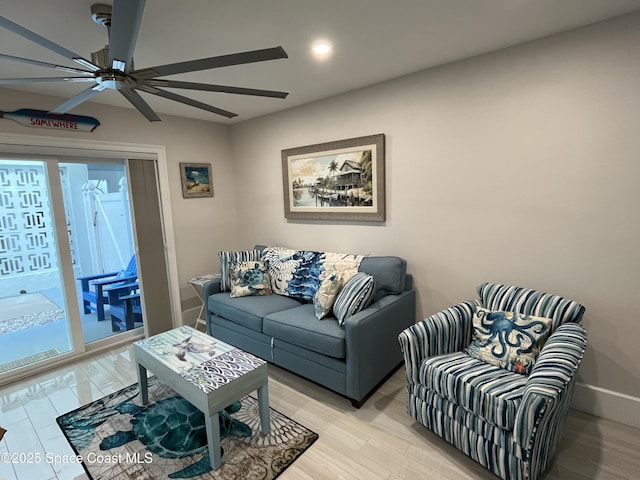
[313,273,344,319]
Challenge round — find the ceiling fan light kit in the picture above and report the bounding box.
[0,0,290,122]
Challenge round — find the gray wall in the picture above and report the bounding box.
[229,13,640,403]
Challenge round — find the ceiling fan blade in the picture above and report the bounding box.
[0,53,95,75]
[119,88,161,122]
[138,86,237,118]
[0,16,100,71]
[109,0,146,72]
[0,77,97,85]
[49,85,105,114]
[134,46,288,80]
[143,79,289,99]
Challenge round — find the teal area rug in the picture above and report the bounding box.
[57,379,318,480]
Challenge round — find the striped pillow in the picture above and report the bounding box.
[333,273,375,326]
[218,250,261,292]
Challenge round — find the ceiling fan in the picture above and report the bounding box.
[0,0,289,121]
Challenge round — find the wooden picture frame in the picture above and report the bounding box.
[281,134,385,221]
[180,162,213,198]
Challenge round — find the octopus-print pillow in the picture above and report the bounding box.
[466,306,553,375]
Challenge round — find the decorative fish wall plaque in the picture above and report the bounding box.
[0,108,100,132]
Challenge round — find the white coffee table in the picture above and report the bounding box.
[133,325,270,470]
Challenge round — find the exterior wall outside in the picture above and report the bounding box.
[0,161,60,294]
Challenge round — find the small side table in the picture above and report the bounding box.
[187,274,220,330]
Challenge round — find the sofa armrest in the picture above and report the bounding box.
[202,277,222,298]
[513,323,587,449]
[398,300,478,385]
[202,278,222,299]
[203,278,222,334]
[344,289,416,401]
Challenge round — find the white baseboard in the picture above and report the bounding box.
[571,382,640,429]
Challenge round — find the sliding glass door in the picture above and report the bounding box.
[59,160,140,342]
[0,157,141,376]
[0,159,78,372]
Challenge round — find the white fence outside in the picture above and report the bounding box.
[0,161,134,298]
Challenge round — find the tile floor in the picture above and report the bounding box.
[0,347,136,480]
[0,343,639,480]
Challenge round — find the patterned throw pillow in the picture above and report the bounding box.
[313,273,344,320]
[219,250,261,292]
[333,273,375,326]
[261,247,364,301]
[466,306,553,375]
[229,261,272,298]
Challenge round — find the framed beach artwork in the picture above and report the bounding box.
[180,162,213,198]
[281,134,385,221]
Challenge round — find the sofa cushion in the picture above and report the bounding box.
[466,307,552,375]
[359,256,406,301]
[208,292,302,332]
[419,351,527,430]
[263,304,346,359]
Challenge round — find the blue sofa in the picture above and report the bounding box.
[203,246,416,407]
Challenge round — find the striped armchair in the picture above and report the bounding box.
[398,283,586,480]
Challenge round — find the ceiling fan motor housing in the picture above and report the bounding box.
[91,46,110,69]
[91,4,112,28]
[96,72,136,90]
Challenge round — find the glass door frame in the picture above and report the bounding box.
[45,156,86,357]
[0,133,181,385]
[0,156,86,368]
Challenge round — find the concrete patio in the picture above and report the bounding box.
[0,286,135,370]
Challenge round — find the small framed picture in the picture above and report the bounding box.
[180,163,213,198]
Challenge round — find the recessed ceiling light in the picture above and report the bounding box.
[311,41,333,59]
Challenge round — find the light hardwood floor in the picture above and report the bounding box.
[0,343,638,480]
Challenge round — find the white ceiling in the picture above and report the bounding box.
[2,0,639,124]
